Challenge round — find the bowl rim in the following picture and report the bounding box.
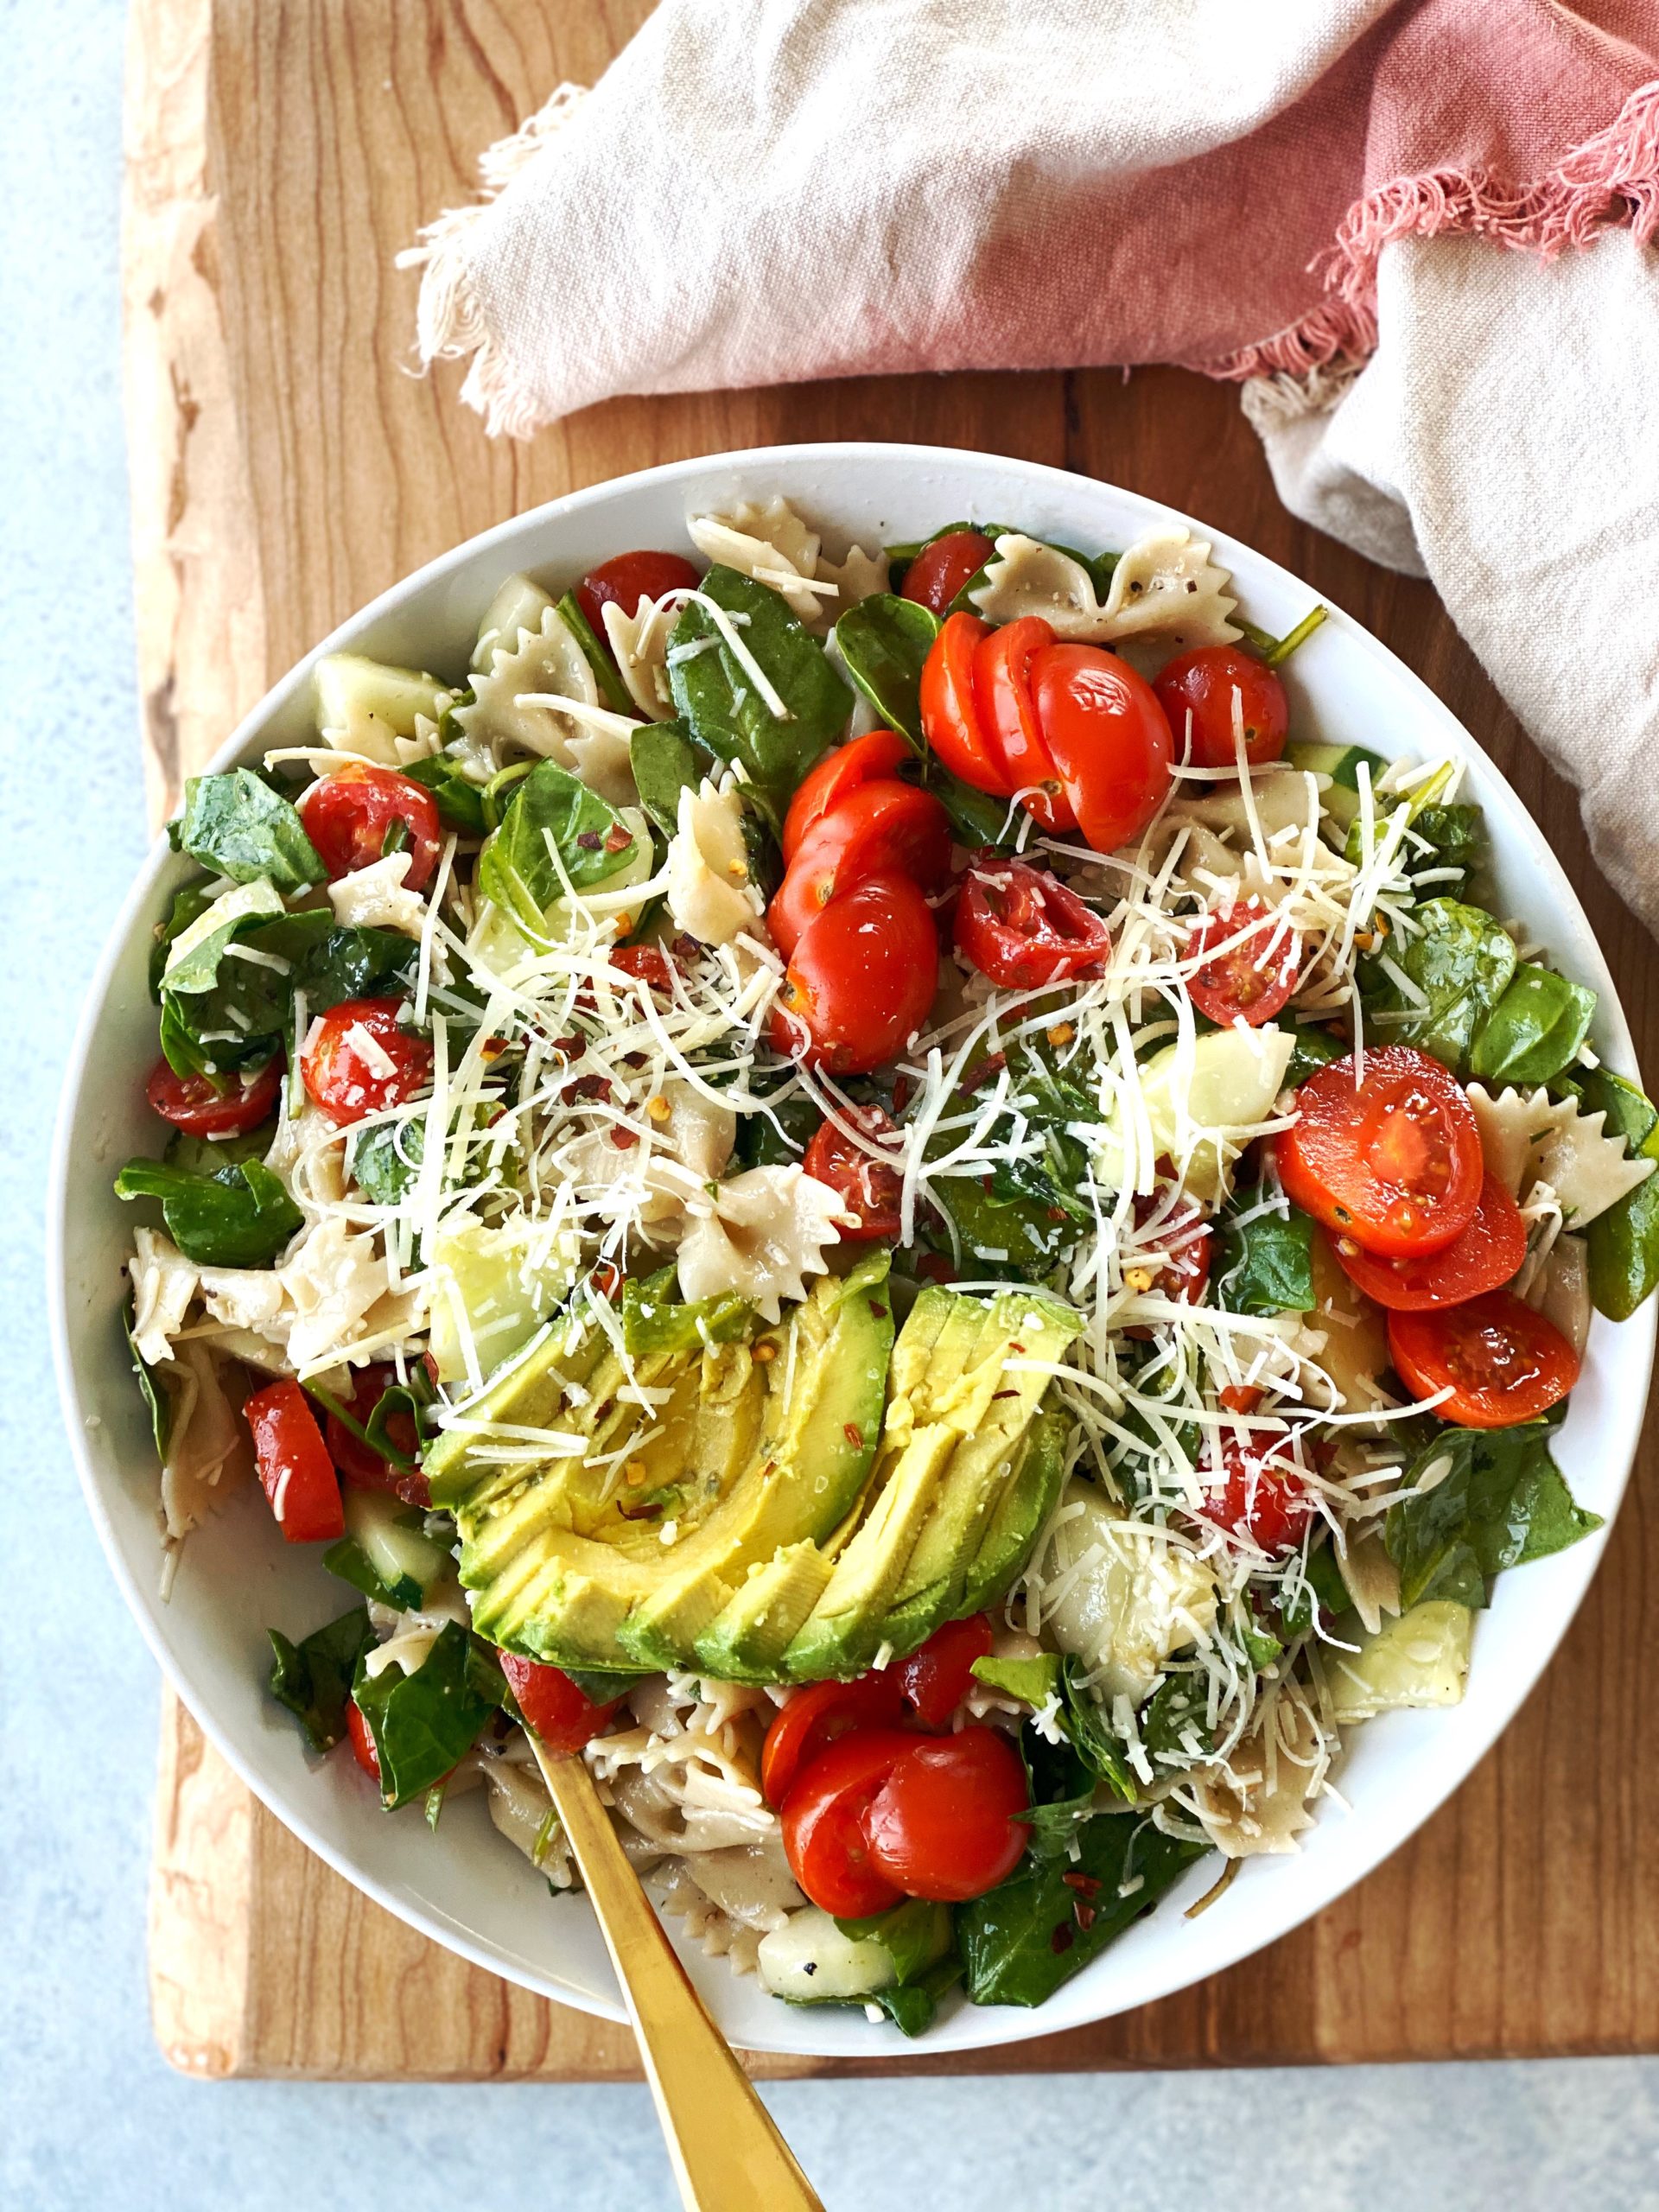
[50,438,1656,2056]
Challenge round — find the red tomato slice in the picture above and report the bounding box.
[1389,1291,1580,1427]
[1278,1046,1483,1259]
[1202,1429,1314,1556]
[300,764,443,892]
[1029,644,1174,853]
[1329,1174,1527,1312]
[781,729,911,865]
[768,781,951,958]
[245,1379,344,1543]
[1128,1185,1214,1306]
[972,618,1077,835]
[302,998,434,1126]
[327,1362,430,1509]
[780,1728,915,1916]
[893,1613,995,1729]
[499,1651,620,1755]
[609,944,676,995]
[1154,645,1288,770]
[771,874,940,1077]
[802,1107,906,1240]
[900,531,995,617]
[1185,898,1300,1027]
[346,1698,381,1778]
[574,550,701,638]
[919,613,1014,797]
[146,1054,283,1138]
[953,855,1110,992]
[761,1675,906,1807]
[864,1727,1029,1903]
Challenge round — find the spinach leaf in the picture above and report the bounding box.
[1140,1674,1212,1767]
[402,750,488,836]
[351,1621,505,1809]
[734,1086,820,1169]
[666,565,850,828]
[158,911,416,1078]
[620,1266,753,1357]
[477,759,641,942]
[1579,1068,1659,1321]
[1275,1541,1352,1639]
[869,1958,963,2037]
[833,1897,952,1986]
[347,1115,424,1205]
[114,1156,303,1267]
[1384,1423,1602,1610]
[1358,898,1516,1071]
[164,1122,276,1181]
[970,1652,1061,1707]
[958,1813,1209,2008]
[157,878,287,996]
[558,1665,651,1705]
[268,1605,376,1753]
[1282,1020,1346,1089]
[173,769,324,893]
[555,588,633,715]
[833,593,936,747]
[1403,803,1485,895]
[149,881,217,1000]
[1216,1198,1315,1315]
[1468,963,1597,1088]
[629,718,715,841]
[124,1296,171,1460]
[1058,1655,1135,1802]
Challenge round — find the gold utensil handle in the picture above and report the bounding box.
[533,1742,824,2212]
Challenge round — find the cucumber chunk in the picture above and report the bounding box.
[344,1487,450,1609]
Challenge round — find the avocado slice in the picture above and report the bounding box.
[690,1539,839,1684]
[958,1404,1071,1615]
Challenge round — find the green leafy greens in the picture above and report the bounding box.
[268,1605,377,1753]
[1384,1423,1602,1610]
[350,1620,505,1809]
[172,770,324,893]
[114,1156,303,1267]
[477,759,641,944]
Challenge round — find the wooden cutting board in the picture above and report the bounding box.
[127,0,1659,2082]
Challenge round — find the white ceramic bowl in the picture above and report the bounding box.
[51,443,1655,2056]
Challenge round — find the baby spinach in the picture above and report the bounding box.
[1140,1674,1212,1767]
[1282,1020,1346,1089]
[1403,802,1485,894]
[834,1897,952,1987]
[173,769,324,893]
[1468,963,1597,1089]
[351,1621,505,1809]
[1275,1539,1352,1639]
[164,1123,276,1181]
[478,758,640,941]
[157,911,416,1079]
[114,1156,303,1267]
[1058,1656,1135,1802]
[833,593,936,747]
[402,750,488,836]
[1216,1198,1315,1315]
[124,1296,171,1459]
[1579,1068,1659,1320]
[348,1115,425,1205]
[268,1605,377,1753]
[555,588,633,715]
[629,718,715,841]
[149,881,219,999]
[925,1173,1075,1282]
[1359,897,1516,1071]
[1384,1422,1601,1611]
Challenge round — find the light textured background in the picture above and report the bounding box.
[7,4,1659,2207]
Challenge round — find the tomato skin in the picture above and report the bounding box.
[327,1363,430,1510]
[1128,1185,1213,1306]
[953,855,1111,992]
[1329,1174,1527,1312]
[302,997,434,1126]
[574,550,701,639]
[780,1729,914,1916]
[1389,1291,1580,1427]
[901,531,995,618]
[973,617,1077,834]
[761,1675,906,1807]
[893,1613,995,1729]
[771,874,939,1077]
[768,781,951,959]
[1154,645,1288,770]
[609,944,675,995]
[146,1054,282,1138]
[1204,1430,1313,1555]
[300,763,443,892]
[803,1107,906,1240]
[1029,644,1174,853]
[919,613,1014,796]
[1278,1046,1484,1259]
[782,730,911,865]
[245,1379,344,1543]
[1185,899,1300,1027]
[864,1728,1029,1903]
[499,1651,620,1755]
[346,1698,380,1778]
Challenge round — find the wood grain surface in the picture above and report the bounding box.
[127,0,1659,2081]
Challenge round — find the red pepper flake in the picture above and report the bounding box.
[991,1389,1018,1400]
[671,933,700,961]
[1062,1872,1102,1898]
[843,1423,864,1451]
[604,824,633,854]
[575,830,603,851]
[892,1076,912,1115]
[611,1128,639,1150]
[916,1253,957,1285]
[550,1033,583,1058]
[868,1301,888,1319]
[563,1074,613,1103]
[589,1262,624,1302]
[1074,1902,1097,1932]
[963,1052,1007,1093]
[1008,1343,1025,1355]
[1050,1922,1075,1955]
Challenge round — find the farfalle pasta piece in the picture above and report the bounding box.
[155,1339,252,1541]
[1466,1084,1653,1226]
[814,540,889,610]
[675,1165,843,1322]
[665,779,763,946]
[1183,1691,1328,1859]
[969,526,1238,649]
[327,850,426,939]
[453,599,606,762]
[687,496,886,628]
[601,595,678,721]
[129,1227,199,1367]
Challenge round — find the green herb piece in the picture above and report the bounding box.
[124,1296,171,1460]
[348,1116,425,1205]
[1467,963,1597,1089]
[620,1265,755,1357]
[267,1605,377,1753]
[477,759,640,944]
[1262,604,1327,668]
[114,1156,303,1268]
[350,1621,505,1809]
[173,769,324,893]
[556,588,633,715]
[1579,1068,1659,1320]
[1057,1655,1135,1802]
[1216,1198,1315,1316]
[402,751,488,836]
[1384,1423,1602,1611]
[970,1652,1062,1707]
[1358,898,1516,1072]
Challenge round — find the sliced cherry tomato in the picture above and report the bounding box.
[771,874,940,1077]
[919,613,1014,796]
[761,1675,906,1807]
[780,1728,914,1916]
[900,530,995,618]
[973,617,1077,834]
[894,1613,996,1728]
[302,997,434,1126]
[1154,645,1289,770]
[781,729,911,865]
[1329,1174,1527,1312]
[499,1651,620,1755]
[326,1363,429,1509]
[953,855,1110,992]
[1389,1290,1580,1427]
[1278,1046,1483,1259]
[574,550,702,638]
[245,1378,344,1543]
[346,1698,380,1778]
[146,1053,283,1138]
[1128,1185,1214,1306]
[300,763,443,892]
[803,1106,906,1240]
[1203,1429,1314,1556]
[1185,898,1300,1027]
[1029,644,1174,853]
[864,1727,1029,1903]
[769,780,951,958]
[609,944,675,994]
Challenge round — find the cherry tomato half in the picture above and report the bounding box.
[780,1728,914,1916]
[499,1651,620,1755]
[302,997,435,1126]
[1328,1174,1527,1312]
[1278,1046,1483,1259]
[893,1612,996,1728]
[973,617,1077,835]
[609,944,676,995]
[245,1378,344,1544]
[146,1053,282,1138]
[781,729,911,865]
[771,874,940,1077]
[327,1362,429,1510]
[768,780,951,958]
[803,1106,906,1240]
[346,1698,381,1778]
[1185,898,1300,1027]
[900,531,995,618]
[1128,1185,1214,1306]
[1029,644,1174,854]
[1154,645,1288,770]
[574,550,702,639]
[1203,1429,1314,1556]
[1389,1290,1580,1427]
[954,855,1111,992]
[919,613,1014,796]
[300,764,443,892]
[864,1727,1030,1903]
[761,1675,906,1808]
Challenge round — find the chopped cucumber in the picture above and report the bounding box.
[1329,1599,1472,1724]
[1285,740,1389,832]
[757,1909,898,2003]
[343,1487,449,1609]
[315,653,450,763]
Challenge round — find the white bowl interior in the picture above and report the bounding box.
[52,443,1654,2056]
